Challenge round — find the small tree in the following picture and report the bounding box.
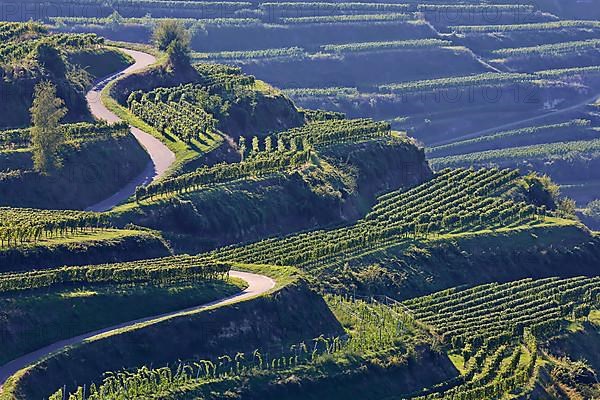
[251,136,260,154]
[30,81,67,174]
[264,136,272,152]
[152,20,191,67]
[557,198,577,218]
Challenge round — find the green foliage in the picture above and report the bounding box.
[193,47,307,62]
[427,120,593,158]
[493,39,600,58]
[0,207,110,247]
[453,20,600,33]
[0,122,128,151]
[301,109,346,122]
[583,199,600,221]
[261,2,410,13]
[29,81,68,174]
[278,118,392,147]
[535,65,600,78]
[557,198,577,218]
[0,255,232,293]
[379,72,536,94]
[322,38,452,53]
[0,29,103,67]
[128,84,223,145]
[403,276,600,399]
[136,149,312,201]
[417,4,535,12]
[152,20,191,67]
[212,168,543,270]
[431,139,600,170]
[281,13,416,24]
[52,294,417,400]
[510,172,560,210]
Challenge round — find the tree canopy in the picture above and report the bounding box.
[152,20,191,67]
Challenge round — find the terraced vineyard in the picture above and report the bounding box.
[0,255,230,293]
[402,276,600,399]
[212,167,543,270]
[0,3,599,400]
[431,139,600,170]
[128,85,223,147]
[49,293,422,400]
[0,208,108,247]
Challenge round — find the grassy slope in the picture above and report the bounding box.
[67,46,134,80]
[0,278,247,366]
[322,219,600,299]
[0,229,171,272]
[0,134,150,209]
[0,46,133,129]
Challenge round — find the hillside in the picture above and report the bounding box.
[0,7,599,400]
[0,22,132,128]
[0,122,150,209]
[53,3,598,212]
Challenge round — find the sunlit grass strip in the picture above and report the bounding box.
[431,138,600,169]
[492,39,600,57]
[281,13,417,24]
[322,38,452,53]
[452,20,600,33]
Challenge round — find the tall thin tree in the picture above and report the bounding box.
[30,81,67,173]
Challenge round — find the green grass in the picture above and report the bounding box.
[448,352,467,374]
[0,228,145,250]
[0,278,247,366]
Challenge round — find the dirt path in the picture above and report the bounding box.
[0,271,275,390]
[85,48,175,212]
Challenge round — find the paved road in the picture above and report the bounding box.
[85,48,175,212]
[0,271,275,390]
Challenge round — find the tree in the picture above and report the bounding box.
[557,198,576,218]
[152,20,191,67]
[583,199,600,221]
[30,81,67,173]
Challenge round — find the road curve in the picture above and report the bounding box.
[0,270,275,390]
[85,48,175,212]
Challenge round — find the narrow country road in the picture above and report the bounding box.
[0,271,275,390]
[85,48,175,212]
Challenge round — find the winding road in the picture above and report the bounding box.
[0,49,276,392]
[0,271,275,390]
[85,48,175,212]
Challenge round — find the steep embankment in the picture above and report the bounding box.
[0,272,346,400]
[0,131,151,210]
[0,230,170,272]
[324,223,600,299]
[112,137,432,252]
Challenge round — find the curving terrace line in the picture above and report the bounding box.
[0,270,276,391]
[85,48,175,212]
